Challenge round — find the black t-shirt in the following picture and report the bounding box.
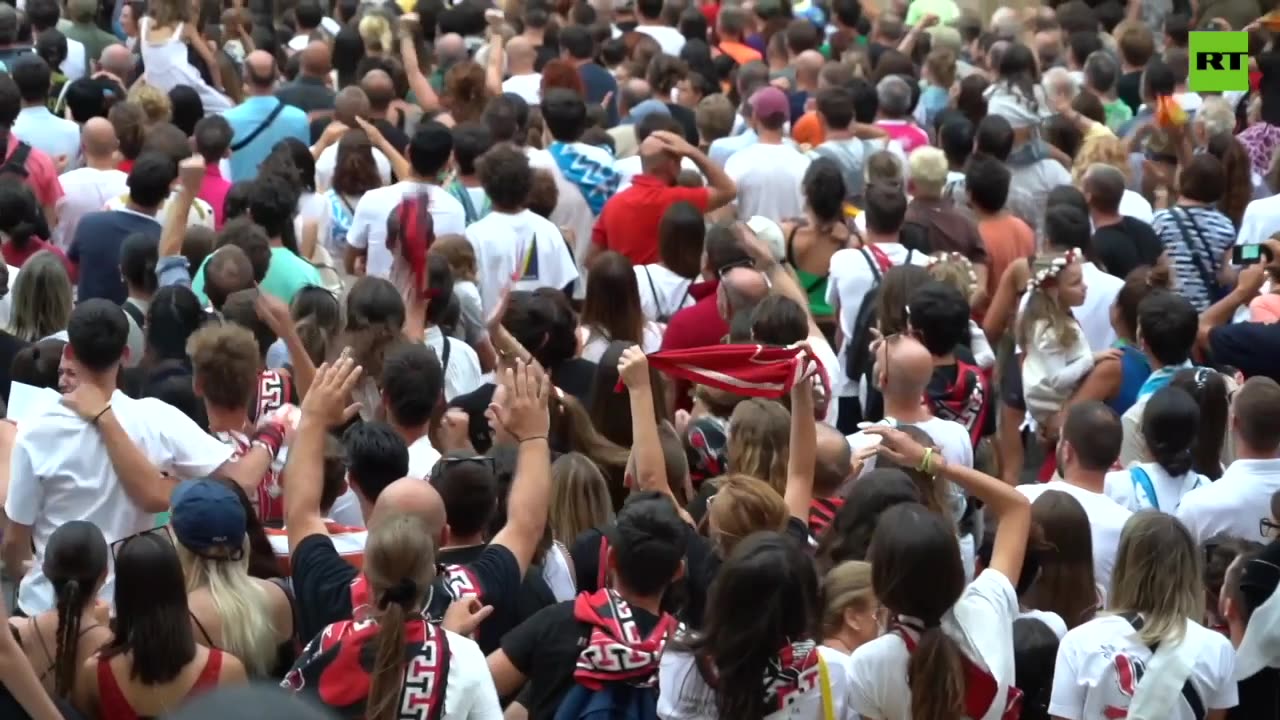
[666,102,699,145]
[0,330,31,405]
[501,599,663,720]
[1092,217,1164,281]
[291,533,522,645]
[534,43,560,72]
[1207,322,1280,382]
[1233,668,1280,719]
[1117,71,1143,115]
[437,543,550,655]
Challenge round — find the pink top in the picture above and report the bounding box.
[874,120,931,155]
[197,164,231,229]
[1250,293,1280,324]
[4,135,63,211]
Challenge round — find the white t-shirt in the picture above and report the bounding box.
[847,569,1019,720]
[106,189,215,229]
[848,415,975,475]
[4,391,234,614]
[425,325,483,401]
[407,434,442,480]
[1237,193,1280,247]
[1011,158,1071,226]
[634,264,695,322]
[440,628,504,718]
[1176,457,1280,545]
[826,244,931,397]
[1119,190,1155,225]
[315,143,393,192]
[725,142,811,222]
[62,37,87,82]
[1019,608,1069,639]
[579,322,663,362]
[1017,480,1132,603]
[527,146,597,296]
[465,209,580,316]
[1103,462,1210,514]
[613,155,701,192]
[658,645,854,720]
[348,181,467,278]
[633,24,686,56]
[501,72,542,105]
[1050,615,1237,720]
[52,167,130,251]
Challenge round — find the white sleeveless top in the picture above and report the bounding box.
[139,17,232,112]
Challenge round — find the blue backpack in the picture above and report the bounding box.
[554,682,660,720]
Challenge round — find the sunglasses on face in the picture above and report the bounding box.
[1261,517,1280,539]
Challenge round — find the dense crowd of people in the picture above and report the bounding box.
[0,0,1278,717]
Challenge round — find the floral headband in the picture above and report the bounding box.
[926,252,978,289]
[1026,249,1079,292]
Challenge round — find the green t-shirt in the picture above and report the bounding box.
[905,0,960,26]
[1103,98,1134,134]
[192,246,322,306]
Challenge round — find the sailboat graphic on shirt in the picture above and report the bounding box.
[518,236,540,282]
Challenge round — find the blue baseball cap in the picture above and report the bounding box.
[170,479,247,555]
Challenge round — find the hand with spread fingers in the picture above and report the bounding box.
[300,355,364,428]
[487,360,551,443]
[617,345,650,390]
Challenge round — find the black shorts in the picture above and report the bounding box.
[999,343,1026,411]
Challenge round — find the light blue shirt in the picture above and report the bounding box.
[13,106,80,166]
[224,96,309,182]
[709,128,758,168]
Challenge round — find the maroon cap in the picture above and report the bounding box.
[748,86,790,122]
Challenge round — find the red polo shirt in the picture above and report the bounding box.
[660,279,727,412]
[591,175,710,265]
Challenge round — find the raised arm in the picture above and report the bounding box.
[651,130,737,210]
[739,222,823,339]
[285,357,365,553]
[156,156,203,288]
[487,361,552,579]
[255,291,316,400]
[398,14,442,114]
[982,258,1029,345]
[618,345,673,498]
[784,372,816,522]
[484,29,506,99]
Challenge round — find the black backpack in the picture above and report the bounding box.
[0,141,31,179]
[844,246,894,383]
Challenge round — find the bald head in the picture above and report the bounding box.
[719,266,769,319]
[795,50,825,84]
[372,477,448,542]
[300,40,331,77]
[877,336,933,399]
[506,36,536,71]
[81,117,118,160]
[98,44,133,80]
[334,86,371,126]
[619,77,651,115]
[361,69,394,111]
[639,133,678,178]
[814,422,852,495]
[436,33,465,63]
[244,50,277,91]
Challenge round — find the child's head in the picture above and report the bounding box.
[1018,250,1085,350]
[926,251,978,302]
[429,235,477,283]
[924,49,957,89]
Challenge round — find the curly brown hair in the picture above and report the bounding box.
[332,130,383,197]
[444,61,489,124]
[186,322,260,411]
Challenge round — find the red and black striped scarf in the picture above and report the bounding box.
[572,589,679,689]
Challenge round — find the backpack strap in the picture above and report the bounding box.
[866,244,893,273]
[231,100,288,152]
[596,537,610,590]
[1167,207,1218,299]
[1,141,32,178]
[439,335,453,378]
[643,266,665,320]
[1129,466,1159,510]
[858,247,883,284]
[121,300,145,328]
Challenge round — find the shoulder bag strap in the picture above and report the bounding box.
[1129,466,1159,509]
[1168,207,1218,296]
[858,247,883,283]
[439,335,452,377]
[643,266,664,318]
[231,101,288,152]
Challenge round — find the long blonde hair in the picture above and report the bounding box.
[549,453,614,545]
[1109,511,1204,646]
[358,14,394,55]
[1017,253,1080,352]
[821,561,875,637]
[8,252,72,342]
[727,399,790,495]
[176,540,277,678]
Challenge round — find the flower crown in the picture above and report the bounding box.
[926,251,979,290]
[1026,249,1079,292]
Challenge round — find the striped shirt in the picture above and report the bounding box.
[1151,205,1237,312]
[809,496,845,537]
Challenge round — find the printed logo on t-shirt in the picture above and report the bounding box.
[1099,643,1144,718]
[518,237,540,281]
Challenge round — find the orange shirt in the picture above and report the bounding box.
[978,213,1035,299]
[718,41,762,66]
[792,111,825,148]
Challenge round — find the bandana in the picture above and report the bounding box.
[282,617,450,720]
[697,639,823,713]
[350,564,482,623]
[572,589,679,689]
[388,193,435,300]
[547,141,621,215]
[635,344,831,418]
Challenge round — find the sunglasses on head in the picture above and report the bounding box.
[110,526,172,559]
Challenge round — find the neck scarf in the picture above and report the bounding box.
[1136,361,1195,401]
[637,343,832,419]
[547,141,621,215]
[572,589,679,689]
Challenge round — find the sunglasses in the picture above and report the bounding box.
[1261,518,1280,539]
[110,526,172,558]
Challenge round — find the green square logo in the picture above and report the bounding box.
[1189,31,1250,92]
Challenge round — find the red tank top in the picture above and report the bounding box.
[97,649,224,720]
